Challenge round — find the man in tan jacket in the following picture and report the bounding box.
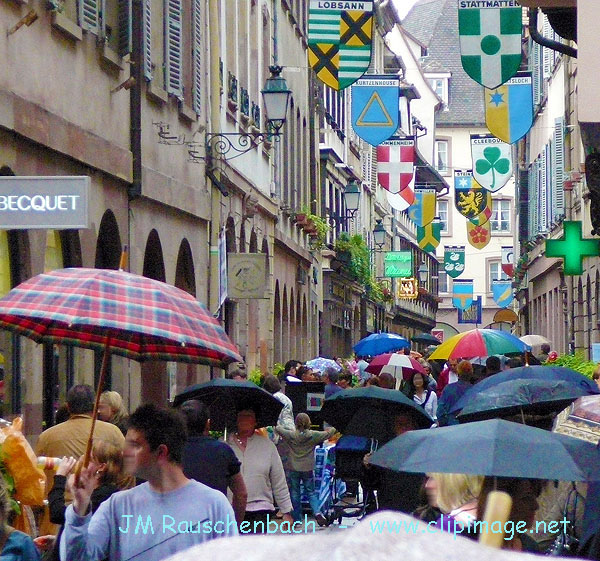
[36,384,125,510]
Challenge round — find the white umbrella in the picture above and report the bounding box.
[520,334,551,347]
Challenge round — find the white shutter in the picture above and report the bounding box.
[118,0,132,57]
[540,150,547,232]
[143,0,153,80]
[165,0,183,99]
[371,146,378,190]
[192,0,202,114]
[79,0,99,33]
[542,17,551,78]
[553,117,565,218]
[532,41,541,107]
[528,164,535,239]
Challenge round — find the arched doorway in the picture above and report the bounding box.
[174,239,197,390]
[141,230,167,405]
[95,210,121,270]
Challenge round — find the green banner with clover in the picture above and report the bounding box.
[470,134,512,192]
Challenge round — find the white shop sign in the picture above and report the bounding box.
[0,176,89,229]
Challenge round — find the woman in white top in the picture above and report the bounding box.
[407,371,438,422]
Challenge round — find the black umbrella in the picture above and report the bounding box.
[173,379,283,430]
[320,386,433,440]
[371,418,600,481]
[411,332,442,346]
[451,366,599,422]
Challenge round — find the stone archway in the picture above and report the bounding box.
[95,210,121,270]
[141,229,167,405]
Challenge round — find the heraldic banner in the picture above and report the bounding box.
[377,137,415,194]
[458,0,522,89]
[308,0,374,90]
[444,246,466,279]
[408,188,437,228]
[471,134,513,192]
[452,278,474,311]
[502,246,514,277]
[454,170,489,221]
[485,72,533,144]
[351,75,399,146]
[492,279,514,308]
[417,220,442,253]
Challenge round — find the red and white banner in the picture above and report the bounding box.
[377,137,415,194]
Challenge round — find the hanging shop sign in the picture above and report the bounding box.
[397,277,418,299]
[0,176,89,229]
[227,253,269,299]
[384,251,412,278]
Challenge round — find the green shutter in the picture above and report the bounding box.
[164,0,183,99]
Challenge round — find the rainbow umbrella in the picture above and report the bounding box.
[428,329,530,361]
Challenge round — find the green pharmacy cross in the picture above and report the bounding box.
[545,221,600,275]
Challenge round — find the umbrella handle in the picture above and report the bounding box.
[74,335,112,485]
[478,491,512,549]
[118,246,128,272]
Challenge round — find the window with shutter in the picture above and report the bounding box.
[528,164,535,239]
[143,0,152,80]
[553,117,565,217]
[165,0,183,98]
[531,41,541,107]
[79,0,99,33]
[542,17,551,79]
[117,0,131,57]
[539,150,547,232]
[192,0,202,114]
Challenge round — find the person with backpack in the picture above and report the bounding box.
[406,371,437,423]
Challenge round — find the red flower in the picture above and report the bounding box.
[469,226,488,244]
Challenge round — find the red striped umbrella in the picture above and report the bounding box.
[365,352,426,381]
[0,267,242,367]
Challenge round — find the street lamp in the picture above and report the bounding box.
[373,219,387,249]
[205,66,292,161]
[417,263,429,285]
[344,181,361,218]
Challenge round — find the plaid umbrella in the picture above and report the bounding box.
[0,268,242,367]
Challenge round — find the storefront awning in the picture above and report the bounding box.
[414,147,450,194]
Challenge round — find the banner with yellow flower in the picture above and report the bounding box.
[467,221,491,249]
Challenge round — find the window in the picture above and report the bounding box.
[437,199,449,233]
[491,200,511,232]
[435,140,449,174]
[438,270,449,293]
[428,75,449,108]
[489,261,510,292]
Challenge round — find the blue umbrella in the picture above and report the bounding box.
[371,418,600,481]
[451,366,599,419]
[353,333,410,357]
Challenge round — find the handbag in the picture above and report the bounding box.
[546,484,583,557]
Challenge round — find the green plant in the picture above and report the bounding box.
[334,233,371,285]
[248,367,263,386]
[272,362,284,378]
[303,211,330,250]
[548,352,597,377]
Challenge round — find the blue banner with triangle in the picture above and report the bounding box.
[351,75,399,146]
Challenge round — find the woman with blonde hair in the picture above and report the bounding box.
[431,472,484,538]
[98,391,129,435]
[35,441,133,560]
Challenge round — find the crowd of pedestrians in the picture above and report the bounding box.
[1,342,596,560]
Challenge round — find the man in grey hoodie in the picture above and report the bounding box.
[276,413,336,526]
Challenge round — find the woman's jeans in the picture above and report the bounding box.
[288,470,321,522]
